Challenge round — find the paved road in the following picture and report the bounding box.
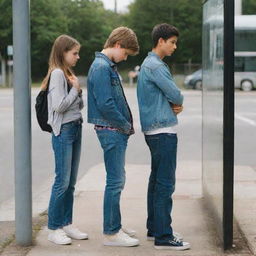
[0,87,255,214]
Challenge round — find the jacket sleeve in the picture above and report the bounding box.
[151,65,184,105]
[91,65,131,131]
[48,69,79,113]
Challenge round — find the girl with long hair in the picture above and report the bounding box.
[44,35,88,245]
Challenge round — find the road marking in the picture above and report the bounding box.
[235,113,256,126]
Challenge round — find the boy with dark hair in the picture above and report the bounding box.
[87,27,139,247]
[137,23,190,250]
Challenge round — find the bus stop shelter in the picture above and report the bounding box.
[12,0,235,250]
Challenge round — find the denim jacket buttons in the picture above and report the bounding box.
[87,52,133,135]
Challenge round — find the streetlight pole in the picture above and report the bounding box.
[114,0,117,13]
[12,0,32,246]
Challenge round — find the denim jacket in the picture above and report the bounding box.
[137,52,184,132]
[87,52,134,135]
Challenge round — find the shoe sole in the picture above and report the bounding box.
[48,238,72,245]
[103,242,139,247]
[154,245,190,250]
[66,235,88,240]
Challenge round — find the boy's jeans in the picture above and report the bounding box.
[48,120,82,230]
[96,129,128,234]
[145,133,177,241]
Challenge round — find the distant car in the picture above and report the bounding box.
[184,69,202,90]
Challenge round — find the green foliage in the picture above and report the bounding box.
[31,0,69,78]
[0,0,203,79]
[0,0,12,58]
[62,0,122,74]
[126,0,202,66]
[243,0,256,14]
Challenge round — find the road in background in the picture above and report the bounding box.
[0,88,255,212]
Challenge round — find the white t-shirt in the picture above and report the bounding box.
[144,125,177,135]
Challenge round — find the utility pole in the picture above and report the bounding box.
[13,0,32,246]
[235,0,242,15]
[114,0,117,13]
[0,53,6,87]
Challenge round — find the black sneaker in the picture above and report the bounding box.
[147,231,183,241]
[154,237,190,250]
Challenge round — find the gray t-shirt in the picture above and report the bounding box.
[47,68,84,136]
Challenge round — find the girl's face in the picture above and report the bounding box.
[64,45,80,67]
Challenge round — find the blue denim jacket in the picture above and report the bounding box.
[137,52,184,132]
[87,52,133,135]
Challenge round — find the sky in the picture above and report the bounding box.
[101,0,134,13]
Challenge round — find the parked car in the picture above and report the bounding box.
[184,69,202,90]
[184,67,256,91]
[0,74,2,86]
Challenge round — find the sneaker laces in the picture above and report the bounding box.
[56,229,69,238]
[118,230,131,239]
[65,224,80,232]
[173,236,182,244]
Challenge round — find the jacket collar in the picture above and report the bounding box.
[95,52,117,69]
[148,51,168,67]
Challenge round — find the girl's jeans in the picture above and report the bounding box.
[48,120,82,230]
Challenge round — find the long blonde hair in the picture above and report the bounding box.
[41,35,80,90]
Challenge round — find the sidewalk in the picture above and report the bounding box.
[234,165,256,254]
[2,160,251,256]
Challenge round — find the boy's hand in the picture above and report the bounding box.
[170,103,183,115]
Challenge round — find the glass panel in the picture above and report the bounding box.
[235,57,256,72]
[202,0,224,236]
[235,31,256,51]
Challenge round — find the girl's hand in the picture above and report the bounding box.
[69,75,81,92]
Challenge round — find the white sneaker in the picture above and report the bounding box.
[103,229,140,247]
[122,227,136,237]
[63,224,88,240]
[48,229,72,245]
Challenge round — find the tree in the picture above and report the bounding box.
[126,0,202,66]
[0,0,204,80]
[0,0,12,59]
[63,0,118,74]
[243,0,256,14]
[31,0,123,78]
[31,0,69,79]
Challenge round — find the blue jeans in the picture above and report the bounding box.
[96,129,128,234]
[48,120,82,230]
[145,133,177,242]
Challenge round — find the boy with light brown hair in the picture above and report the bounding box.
[87,27,140,247]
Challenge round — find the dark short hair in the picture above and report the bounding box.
[152,23,179,48]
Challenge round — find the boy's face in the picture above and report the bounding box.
[159,36,178,57]
[112,43,134,63]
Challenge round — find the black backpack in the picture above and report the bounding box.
[35,78,52,133]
